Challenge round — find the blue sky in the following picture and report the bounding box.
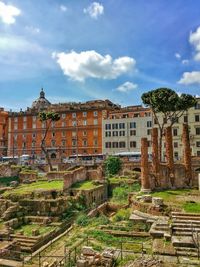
[1,0,200,110]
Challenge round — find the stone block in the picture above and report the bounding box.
[82,246,96,256]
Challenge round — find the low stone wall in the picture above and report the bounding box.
[19,197,70,216]
[19,172,38,182]
[0,163,21,178]
[46,171,67,180]
[0,241,21,261]
[63,167,87,190]
[87,165,103,181]
[72,184,107,207]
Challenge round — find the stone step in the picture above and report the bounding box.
[0,259,23,267]
[10,234,39,240]
[175,247,198,257]
[173,231,193,236]
[173,227,200,232]
[171,212,200,217]
[20,246,33,253]
[172,216,200,221]
[172,222,200,228]
[154,226,170,231]
[172,236,196,248]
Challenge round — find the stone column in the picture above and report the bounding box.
[182,123,192,185]
[165,126,174,173]
[152,128,159,174]
[141,137,151,192]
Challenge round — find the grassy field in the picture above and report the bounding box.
[15,224,56,237]
[3,180,63,196]
[72,180,100,190]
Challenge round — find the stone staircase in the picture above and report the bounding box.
[10,234,39,253]
[150,220,171,240]
[171,212,200,257]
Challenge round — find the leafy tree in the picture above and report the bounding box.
[141,88,197,160]
[39,111,60,171]
[105,156,122,176]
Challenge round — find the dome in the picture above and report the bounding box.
[32,88,51,110]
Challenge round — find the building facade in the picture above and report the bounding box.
[7,89,119,160]
[0,108,8,156]
[156,98,200,160]
[102,106,153,155]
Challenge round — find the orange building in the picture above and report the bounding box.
[0,108,8,156]
[7,89,119,161]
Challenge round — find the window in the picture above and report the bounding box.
[94,119,98,125]
[14,123,18,130]
[112,142,118,148]
[113,131,118,137]
[83,120,87,126]
[174,152,179,159]
[173,128,178,136]
[195,103,200,109]
[22,142,26,149]
[112,123,118,129]
[197,151,200,156]
[134,113,139,117]
[147,121,152,128]
[147,129,151,135]
[62,141,66,146]
[195,115,200,122]
[62,113,66,119]
[196,127,200,135]
[83,112,87,117]
[22,134,26,139]
[130,122,136,128]
[32,133,36,139]
[51,121,55,127]
[105,131,111,137]
[105,124,111,130]
[14,134,17,140]
[148,141,151,147]
[93,111,98,117]
[93,130,98,136]
[23,116,27,122]
[83,131,87,136]
[119,141,126,148]
[174,142,178,148]
[83,140,87,146]
[130,141,137,148]
[105,142,111,148]
[72,113,76,118]
[130,130,136,136]
[62,131,66,137]
[32,141,35,148]
[14,117,18,122]
[72,140,77,146]
[94,139,98,146]
[119,131,125,136]
[184,116,188,123]
[119,123,125,129]
[32,123,36,129]
[52,132,55,137]
[23,123,27,130]
[51,140,56,146]
[72,121,77,126]
[62,122,66,127]
[196,141,200,147]
[42,122,46,128]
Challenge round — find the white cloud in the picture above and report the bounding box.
[178,71,200,85]
[175,53,181,59]
[83,2,104,19]
[60,5,67,12]
[25,26,40,34]
[0,1,21,24]
[52,50,135,81]
[189,26,200,61]
[182,59,189,65]
[116,81,138,93]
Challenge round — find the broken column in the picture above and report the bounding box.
[182,123,192,186]
[165,126,175,187]
[152,127,159,174]
[141,137,151,192]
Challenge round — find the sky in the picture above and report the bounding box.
[1,0,200,110]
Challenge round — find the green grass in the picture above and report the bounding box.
[3,180,63,196]
[15,224,56,237]
[150,189,191,202]
[109,177,133,184]
[72,180,100,190]
[183,202,200,213]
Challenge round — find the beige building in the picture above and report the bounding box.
[102,106,153,155]
[155,97,200,160]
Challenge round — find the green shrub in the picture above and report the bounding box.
[113,208,131,222]
[76,214,90,226]
[105,156,122,176]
